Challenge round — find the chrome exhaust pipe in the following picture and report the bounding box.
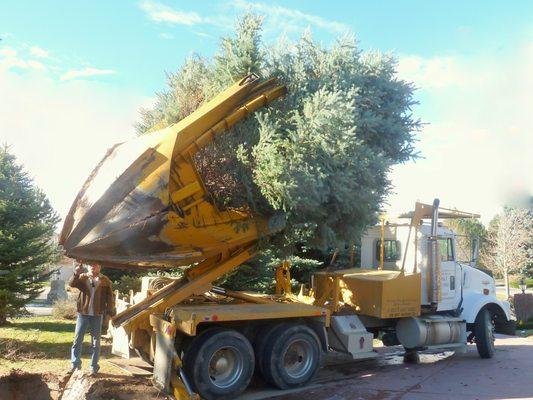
[428,198,440,304]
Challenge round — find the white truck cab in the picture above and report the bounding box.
[360,199,514,357]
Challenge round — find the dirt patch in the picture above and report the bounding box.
[0,369,166,400]
[98,376,166,399]
[0,369,61,400]
[0,338,46,361]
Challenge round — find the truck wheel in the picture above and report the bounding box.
[183,328,254,400]
[254,323,286,377]
[475,309,495,359]
[261,324,321,389]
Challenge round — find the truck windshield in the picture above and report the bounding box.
[438,238,454,261]
[376,240,401,262]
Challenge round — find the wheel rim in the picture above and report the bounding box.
[282,339,313,380]
[208,346,243,389]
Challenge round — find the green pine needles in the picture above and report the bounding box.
[0,146,59,324]
[138,14,420,261]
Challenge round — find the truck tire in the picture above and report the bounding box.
[260,323,321,389]
[475,309,495,359]
[182,328,254,400]
[253,322,286,377]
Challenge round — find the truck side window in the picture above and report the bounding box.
[376,240,401,262]
[438,238,454,262]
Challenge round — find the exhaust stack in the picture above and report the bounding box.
[428,198,440,305]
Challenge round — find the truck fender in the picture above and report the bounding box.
[460,293,512,324]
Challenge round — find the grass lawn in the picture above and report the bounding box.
[0,316,126,376]
[516,328,533,338]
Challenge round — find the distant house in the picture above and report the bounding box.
[48,255,76,282]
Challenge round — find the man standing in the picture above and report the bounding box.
[69,263,115,375]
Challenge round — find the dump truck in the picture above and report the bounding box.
[60,74,515,400]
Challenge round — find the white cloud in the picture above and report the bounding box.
[231,0,350,34]
[159,32,174,40]
[27,60,47,70]
[138,0,349,36]
[139,1,203,25]
[388,44,533,223]
[60,67,116,81]
[1,41,115,82]
[0,46,48,71]
[29,45,50,59]
[0,47,17,57]
[0,70,148,225]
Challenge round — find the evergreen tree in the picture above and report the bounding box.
[138,14,420,289]
[0,146,59,324]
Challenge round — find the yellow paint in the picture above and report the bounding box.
[275,261,292,295]
[168,302,330,336]
[119,245,257,332]
[61,74,286,270]
[170,181,202,203]
[313,268,421,318]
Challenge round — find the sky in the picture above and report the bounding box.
[1,1,532,227]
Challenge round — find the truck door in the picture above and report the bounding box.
[436,236,460,311]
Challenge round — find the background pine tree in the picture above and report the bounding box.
[0,146,59,324]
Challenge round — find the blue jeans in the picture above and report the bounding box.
[71,314,103,372]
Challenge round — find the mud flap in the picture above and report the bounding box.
[151,314,197,399]
[111,326,131,359]
[152,315,176,393]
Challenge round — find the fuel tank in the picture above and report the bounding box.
[396,316,466,349]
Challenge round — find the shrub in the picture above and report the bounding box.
[510,277,533,289]
[52,298,77,320]
[517,320,533,329]
[114,275,142,297]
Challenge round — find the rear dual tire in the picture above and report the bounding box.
[258,323,321,390]
[182,323,321,398]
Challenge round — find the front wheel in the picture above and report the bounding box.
[475,309,495,358]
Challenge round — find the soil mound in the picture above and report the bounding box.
[0,370,56,400]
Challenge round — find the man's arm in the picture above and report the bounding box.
[68,265,85,290]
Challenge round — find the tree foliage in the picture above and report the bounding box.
[137,15,420,288]
[0,146,59,324]
[484,207,532,297]
[445,218,488,265]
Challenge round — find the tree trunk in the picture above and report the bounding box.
[504,270,510,298]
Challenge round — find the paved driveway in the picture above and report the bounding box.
[242,335,533,400]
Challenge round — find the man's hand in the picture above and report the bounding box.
[74,265,83,275]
